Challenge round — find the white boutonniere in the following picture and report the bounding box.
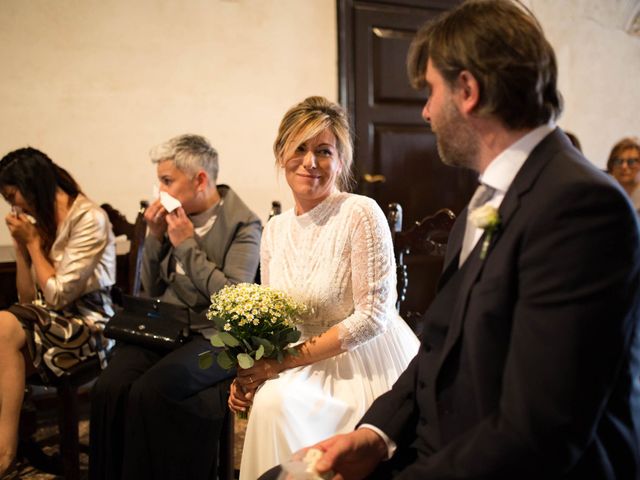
[469,203,501,260]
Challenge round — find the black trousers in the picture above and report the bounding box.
[89,336,233,480]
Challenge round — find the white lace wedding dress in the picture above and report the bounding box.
[239,192,420,480]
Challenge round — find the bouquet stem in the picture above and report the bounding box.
[236,410,248,420]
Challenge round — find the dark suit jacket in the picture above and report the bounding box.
[361,129,640,479]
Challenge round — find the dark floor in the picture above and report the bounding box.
[15,385,89,479]
[15,387,247,480]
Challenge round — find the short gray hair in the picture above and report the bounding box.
[150,134,219,183]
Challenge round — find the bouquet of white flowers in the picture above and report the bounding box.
[199,283,307,372]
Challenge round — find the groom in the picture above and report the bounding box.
[259,1,640,479]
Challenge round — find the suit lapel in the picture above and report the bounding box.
[437,210,466,291]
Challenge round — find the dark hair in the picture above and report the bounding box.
[0,147,81,253]
[564,131,582,152]
[407,0,562,130]
[607,137,640,173]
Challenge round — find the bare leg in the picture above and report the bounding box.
[0,310,31,475]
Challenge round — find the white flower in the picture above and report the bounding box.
[469,203,501,260]
[469,203,500,230]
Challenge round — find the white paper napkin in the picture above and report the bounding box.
[280,449,333,480]
[159,191,181,213]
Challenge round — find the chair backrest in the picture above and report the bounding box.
[255,200,282,285]
[387,203,455,330]
[101,201,148,298]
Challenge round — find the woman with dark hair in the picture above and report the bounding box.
[0,147,115,476]
[607,137,640,212]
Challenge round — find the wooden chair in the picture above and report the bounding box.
[20,201,147,479]
[387,203,455,333]
[101,200,149,300]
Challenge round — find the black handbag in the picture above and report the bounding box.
[104,295,191,351]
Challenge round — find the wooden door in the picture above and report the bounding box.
[339,0,477,318]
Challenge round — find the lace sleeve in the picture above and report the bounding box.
[338,198,397,350]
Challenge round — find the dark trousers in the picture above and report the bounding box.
[89,336,232,480]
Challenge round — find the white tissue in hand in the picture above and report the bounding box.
[159,191,181,213]
[12,206,36,224]
[280,448,332,480]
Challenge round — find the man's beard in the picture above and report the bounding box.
[433,100,478,170]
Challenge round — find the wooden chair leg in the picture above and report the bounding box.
[57,382,80,480]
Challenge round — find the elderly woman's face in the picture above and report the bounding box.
[611,147,640,187]
[283,128,341,214]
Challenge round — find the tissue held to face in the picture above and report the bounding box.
[156,160,201,215]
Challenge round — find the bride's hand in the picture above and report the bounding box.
[228,378,253,414]
[236,358,284,399]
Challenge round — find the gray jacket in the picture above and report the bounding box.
[141,185,261,329]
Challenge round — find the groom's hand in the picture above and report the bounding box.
[313,428,387,480]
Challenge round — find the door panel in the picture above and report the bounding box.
[339,0,476,317]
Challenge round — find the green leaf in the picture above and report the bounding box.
[263,344,275,357]
[237,353,255,369]
[218,332,241,347]
[276,351,283,363]
[285,347,300,357]
[198,351,214,370]
[210,334,225,348]
[269,331,282,345]
[216,350,236,370]
[252,337,275,357]
[255,344,265,361]
[210,315,226,329]
[285,329,301,343]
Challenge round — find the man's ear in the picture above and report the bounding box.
[194,170,209,192]
[455,70,480,115]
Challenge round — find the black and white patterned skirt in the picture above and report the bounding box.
[9,288,114,384]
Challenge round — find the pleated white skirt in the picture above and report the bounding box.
[239,316,419,480]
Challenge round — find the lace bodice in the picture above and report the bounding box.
[260,192,398,350]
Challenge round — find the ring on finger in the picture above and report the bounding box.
[249,376,253,383]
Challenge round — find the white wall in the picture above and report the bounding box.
[0,0,638,246]
[525,0,640,167]
[0,0,337,244]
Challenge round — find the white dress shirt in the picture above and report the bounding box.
[464,123,555,257]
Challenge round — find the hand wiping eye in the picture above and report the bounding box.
[11,206,36,224]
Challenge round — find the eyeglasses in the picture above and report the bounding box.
[611,157,640,168]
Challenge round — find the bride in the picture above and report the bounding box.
[229,96,420,480]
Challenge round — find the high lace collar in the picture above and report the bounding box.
[293,192,344,228]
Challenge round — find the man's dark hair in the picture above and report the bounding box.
[407,0,562,129]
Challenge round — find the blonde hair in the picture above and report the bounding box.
[273,96,354,191]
